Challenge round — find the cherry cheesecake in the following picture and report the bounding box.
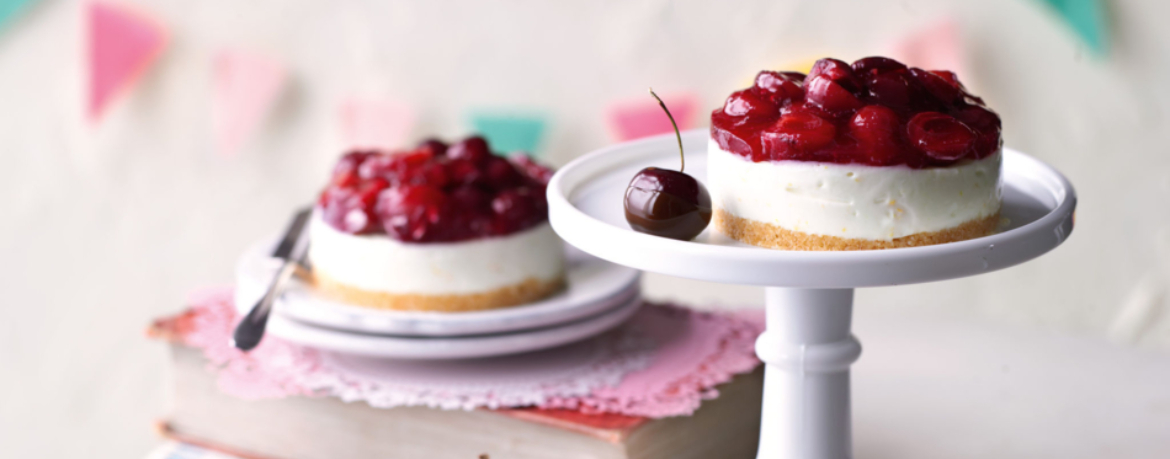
[709,57,1003,250]
[310,136,564,311]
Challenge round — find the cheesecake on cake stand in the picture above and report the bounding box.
[550,129,1074,458]
[551,58,1076,459]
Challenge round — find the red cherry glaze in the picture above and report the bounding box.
[906,112,977,160]
[510,154,555,184]
[416,138,448,157]
[447,136,491,164]
[952,105,1002,158]
[710,56,1002,169]
[851,57,907,78]
[909,67,962,107]
[376,184,448,242]
[484,156,525,190]
[492,187,545,234]
[807,58,862,92]
[317,136,555,241]
[723,89,778,118]
[849,105,903,165]
[805,76,863,115]
[331,151,375,188]
[752,70,804,105]
[864,68,923,112]
[762,112,837,158]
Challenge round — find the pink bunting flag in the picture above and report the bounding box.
[212,49,287,156]
[338,98,415,151]
[887,19,965,75]
[86,1,167,121]
[606,93,698,142]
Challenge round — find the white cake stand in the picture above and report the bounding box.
[547,130,1076,459]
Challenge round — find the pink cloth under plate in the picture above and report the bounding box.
[180,287,763,418]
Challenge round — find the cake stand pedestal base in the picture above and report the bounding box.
[756,288,861,459]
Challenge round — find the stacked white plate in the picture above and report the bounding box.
[234,238,642,359]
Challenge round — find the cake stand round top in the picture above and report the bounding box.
[548,130,1076,288]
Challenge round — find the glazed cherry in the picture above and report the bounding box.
[492,187,544,234]
[953,105,1002,158]
[447,136,491,164]
[849,105,902,165]
[320,178,388,235]
[805,76,862,115]
[484,156,525,190]
[807,58,861,92]
[909,68,962,107]
[906,112,977,160]
[851,56,907,78]
[416,138,448,157]
[710,56,1002,168]
[510,154,555,184]
[376,184,449,242]
[332,151,374,187]
[753,70,803,105]
[762,112,837,156]
[864,69,922,112]
[625,89,712,241]
[723,89,777,118]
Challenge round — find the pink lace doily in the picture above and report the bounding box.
[177,287,762,418]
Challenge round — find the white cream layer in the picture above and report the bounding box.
[308,216,564,295]
[707,139,1002,240]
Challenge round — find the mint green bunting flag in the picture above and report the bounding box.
[0,0,37,31]
[468,110,548,157]
[1036,0,1110,56]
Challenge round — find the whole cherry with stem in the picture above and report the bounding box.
[624,88,712,241]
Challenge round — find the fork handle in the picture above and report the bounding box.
[232,260,298,351]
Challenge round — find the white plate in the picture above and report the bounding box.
[262,293,643,359]
[235,241,640,337]
[548,130,1076,288]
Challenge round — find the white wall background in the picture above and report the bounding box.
[1,0,1167,457]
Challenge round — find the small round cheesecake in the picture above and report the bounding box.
[308,217,564,312]
[709,57,1003,251]
[310,136,565,311]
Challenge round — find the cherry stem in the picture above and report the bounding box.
[649,88,684,173]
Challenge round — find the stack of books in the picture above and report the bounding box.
[149,314,764,459]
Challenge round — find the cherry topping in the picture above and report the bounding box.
[318,135,555,241]
[906,112,977,160]
[625,89,712,241]
[709,56,1001,168]
[723,89,777,118]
